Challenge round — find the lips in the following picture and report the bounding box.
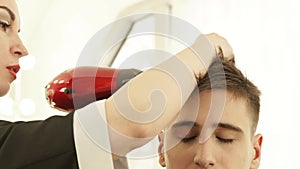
[6,65,20,79]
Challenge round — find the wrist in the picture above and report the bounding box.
[175,36,216,75]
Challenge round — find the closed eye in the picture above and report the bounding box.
[181,135,198,142]
[216,136,234,144]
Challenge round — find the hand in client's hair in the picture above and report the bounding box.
[205,33,235,64]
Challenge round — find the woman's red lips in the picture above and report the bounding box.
[6,65,20,79]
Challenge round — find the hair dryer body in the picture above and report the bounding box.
[45,67,141,112]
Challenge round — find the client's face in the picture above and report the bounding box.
[159,90,262,169]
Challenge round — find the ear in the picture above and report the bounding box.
[250,134,263,169]
[158,133,166,167]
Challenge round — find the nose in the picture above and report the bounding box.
[193,138,216,168]
[10,35,29,58]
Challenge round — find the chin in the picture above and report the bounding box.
[0,84,10,97]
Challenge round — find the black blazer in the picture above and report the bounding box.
[0,113,79,169]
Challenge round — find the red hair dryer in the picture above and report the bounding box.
[45,67,141,112]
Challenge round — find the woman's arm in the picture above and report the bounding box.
[104,33,234,154]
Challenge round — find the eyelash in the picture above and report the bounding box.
[216,136,234,144]
[181,136,197,143]
[180,136,234,144]
[0,21,11,31]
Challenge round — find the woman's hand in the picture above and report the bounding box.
[204,33,235,63]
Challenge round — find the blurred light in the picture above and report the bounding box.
[45,84,50,89]
[19,54,36,70]
[19,98,36,116]
[59,87,66,92]
[0,97,14,116]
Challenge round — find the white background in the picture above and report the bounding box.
[0,0,299,168]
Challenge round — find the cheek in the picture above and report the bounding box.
[220,142,253,169]
[0,32,10,46]
[0,61,9,96]
[164,144,195,169]
[0,36,10,61]
[0,36,11,96]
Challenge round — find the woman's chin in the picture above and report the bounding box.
[0,83,10,97]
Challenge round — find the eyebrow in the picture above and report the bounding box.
[172,121,243,133]
[217,123,243,133]
[0,6,16,21]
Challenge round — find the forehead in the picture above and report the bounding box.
[0,0,18,9]
[176,90,252,134]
